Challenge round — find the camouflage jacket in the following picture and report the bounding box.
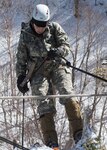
[16,21,70,77]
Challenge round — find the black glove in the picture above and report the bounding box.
[47,48,64,60]
[47,49,58,60]
[17,75,29,94]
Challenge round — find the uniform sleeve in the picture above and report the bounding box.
[53,22,70,57]
[16,32,28,77]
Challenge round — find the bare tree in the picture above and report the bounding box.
[74,0,80,18]
[70,3,107,147]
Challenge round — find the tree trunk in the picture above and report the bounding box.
[74,0,80,18]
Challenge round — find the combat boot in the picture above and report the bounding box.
[47,141,59,150]
[65,100,83,142]
[40,113,58,147]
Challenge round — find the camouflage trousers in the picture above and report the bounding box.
[30,64,78,116]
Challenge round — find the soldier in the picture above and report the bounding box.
[16,4,83,149]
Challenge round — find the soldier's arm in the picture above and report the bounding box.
[16,32,28,77]
[53,22,70,57]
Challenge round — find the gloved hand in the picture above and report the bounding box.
[47,48,64,60]
[17,75,29,94]
[47,49,58,60]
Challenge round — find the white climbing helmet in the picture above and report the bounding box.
[32,4,50,22]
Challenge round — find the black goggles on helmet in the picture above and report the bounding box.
[31,18,48,27]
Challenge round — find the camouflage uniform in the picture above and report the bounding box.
[16,21,83,145]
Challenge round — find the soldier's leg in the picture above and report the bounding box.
[40,113,58,147]
[65,100,83,143]
[52,66,83,142]
[30,74,58,146]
